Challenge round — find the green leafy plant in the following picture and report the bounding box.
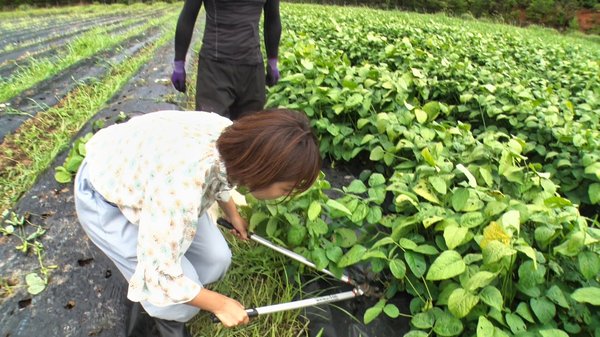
[54,132,92,183]
[258,4,600,336]
[1,210,57,295]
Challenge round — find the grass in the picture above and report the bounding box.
[0,13,176,103]
[189,234,309,337]
[0,15,178,213]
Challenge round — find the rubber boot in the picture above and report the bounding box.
[154,318,192,337]
[126,301,160,337]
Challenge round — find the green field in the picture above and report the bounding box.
[1,2,599,337]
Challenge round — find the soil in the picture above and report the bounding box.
[576,9,600,32]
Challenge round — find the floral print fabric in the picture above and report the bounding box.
[85,110,233,306]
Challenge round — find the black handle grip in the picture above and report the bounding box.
[216,218,235,230]
[210,308,259,324]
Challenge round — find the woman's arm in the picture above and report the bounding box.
[187,288,249,327]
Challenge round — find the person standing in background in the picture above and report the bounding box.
[171,0,282,120]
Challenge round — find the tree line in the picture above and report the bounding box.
[1,0,598,32]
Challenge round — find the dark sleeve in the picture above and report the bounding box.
[174,0,203,61]
[263,0,281,60]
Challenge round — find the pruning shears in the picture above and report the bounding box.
[211,218,375,323]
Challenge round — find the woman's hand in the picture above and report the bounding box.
[213,297,250,327]
[229,214,249,240]
[217,199,249,240]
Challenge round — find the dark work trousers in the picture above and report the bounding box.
[195,57,266,120]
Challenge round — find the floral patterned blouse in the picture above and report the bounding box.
[85,110,233,307]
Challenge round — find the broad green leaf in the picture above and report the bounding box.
[483,240,516,265]
[546,285,569,309]
[364,306,382,324]
[584,162,600,180]
[415,109,428,123]
[411,311,435,329]
[351,203,369,223]
[369,173,386,186]
[460,212,484,229]
[530,297,556,323]
[444,225,468,250]
[308,218,329,236]
[571,287,600,305]
[390,259,407,279]
[515,245,537,269]
[477,316,494,337]
[338,245,367,267]
[64,155,83,173]
[346,180,367,194]
[423,216,444,228]
[366,206,383,224]
[334,228,357,247]
[405,251,427,278]
[370,146,385,161]
[307,201,321,221]
[589,183,600,204]
[433,310,463,336]
[506,313,527,334]
[249,211,269,231]
[287,225,306,246]
[311,248,328,270]
[413,184,440,204]
[301,58,314,70]
[421,148,436,167]
[516,302,535,323]
[362,250,387,260]
[553,231,585,257]
[413,244,439,255]
[399,238,418,250]
[452,188,469,211]
[326,199,352,216]
[539,329,569,337]
[448,288,479,318]
[544,196,572,208]
[500,210,520,235]
[383,304,400,318]
[518,261,545,287]
[480,286,503,311]
[479,166,494,187]
[578,251,600,280]
[428,176,447,195]
[25,273,46,295]
[326,246,343,263]
[423,101,441,120]
[54,167,72,184]
[465,271,496,292]
[426,250,466,281]
[266,217,278,237]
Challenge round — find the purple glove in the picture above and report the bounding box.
[266,58,280,87]
[171,60,186,92]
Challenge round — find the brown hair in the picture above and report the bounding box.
[217,109,321,194]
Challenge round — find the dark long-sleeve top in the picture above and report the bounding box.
[174,0,281,65]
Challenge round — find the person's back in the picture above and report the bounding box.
[201,0,265,64]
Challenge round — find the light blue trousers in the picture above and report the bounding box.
[74,160,232,322]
